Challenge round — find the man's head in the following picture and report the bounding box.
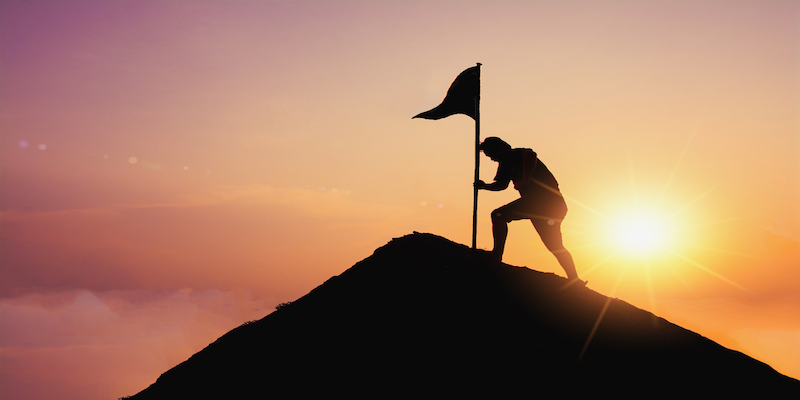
[480,137,511,161]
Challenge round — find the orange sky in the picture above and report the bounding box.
[1,1,798,399]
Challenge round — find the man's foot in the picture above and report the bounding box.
[562,278,587,290]
[474,248,503,262]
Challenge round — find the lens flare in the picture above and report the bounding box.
[612,213,670,254]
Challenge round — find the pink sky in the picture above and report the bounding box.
[1,1,799,399]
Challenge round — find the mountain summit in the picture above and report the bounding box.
[129,232,799,398]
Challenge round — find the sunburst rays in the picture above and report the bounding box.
[566,133,753,361]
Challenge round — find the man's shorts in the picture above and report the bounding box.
[492,194,568,249]
[492,194,567,224]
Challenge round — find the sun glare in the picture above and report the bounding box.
[565,135,754,361]
[612,213,671,255]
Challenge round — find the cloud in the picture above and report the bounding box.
[0,288,273,400]
[655,293,800,380]
[0,183,454,299]
[763,230,800,253]
[0,183,469,399]
[0,181,472,397]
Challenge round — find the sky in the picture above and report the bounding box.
[1,1,798,398]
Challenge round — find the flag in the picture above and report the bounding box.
[413,66,480,120]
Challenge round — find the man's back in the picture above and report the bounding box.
[494,148,560,197]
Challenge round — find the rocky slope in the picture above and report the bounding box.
[128,232,800,398]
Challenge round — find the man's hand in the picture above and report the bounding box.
[476,179,509,191]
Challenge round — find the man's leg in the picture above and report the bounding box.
[490,199,527,261]
[491,209,509,261]
[531,217,579,281]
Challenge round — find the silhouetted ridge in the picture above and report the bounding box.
[129,232,800,398]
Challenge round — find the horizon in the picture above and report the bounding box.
[1,1,798,399]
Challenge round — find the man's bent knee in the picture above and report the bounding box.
[492,208,514,224]
[492,210,505,222]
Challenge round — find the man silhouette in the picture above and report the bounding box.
[476,137,583,285]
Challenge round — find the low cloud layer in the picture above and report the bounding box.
[657,293,800,380]
[0,183,461,299]
[0,288,273,400]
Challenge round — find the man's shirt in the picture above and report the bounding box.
[494,148,561,198]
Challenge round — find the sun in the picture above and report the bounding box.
[611,212,672,255]
[559,134,755,360]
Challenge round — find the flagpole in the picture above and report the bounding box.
[472,63,481,249]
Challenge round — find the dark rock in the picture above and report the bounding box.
[128,232,800,398]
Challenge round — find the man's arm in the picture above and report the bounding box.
[476,179,510,191]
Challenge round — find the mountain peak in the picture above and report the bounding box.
[129,232,800,398]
